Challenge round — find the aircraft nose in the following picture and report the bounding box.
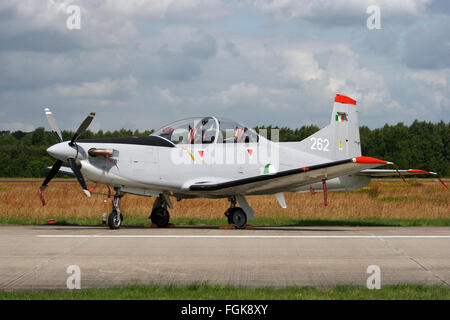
[46,142,77,161]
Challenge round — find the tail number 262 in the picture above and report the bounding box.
[310,137,330,151]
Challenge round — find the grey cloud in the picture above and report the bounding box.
[0,1,448,133]
[402,19,450,69]
[182,34,217,60]
[426,0,450,14]
[152,45,203,81]
[0,6,15,20]
[251,0,429,27]
[224,41,240,57]
[0,29,82,53]
[313,50,332,70]
[0,49,132,92]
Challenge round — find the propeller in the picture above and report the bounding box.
[70,112,95,146]
[40,160,63,191]
[68,158,91,197]
[39,108,95,205]
[45,108,63,142]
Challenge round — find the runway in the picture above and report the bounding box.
[0,225,449,290]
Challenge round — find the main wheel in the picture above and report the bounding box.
[229,207,247,229]
[108,209,122,230]
[151,207,170,228]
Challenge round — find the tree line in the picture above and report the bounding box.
[0,120,448,177]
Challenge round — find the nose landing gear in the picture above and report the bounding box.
[108,188,123,230]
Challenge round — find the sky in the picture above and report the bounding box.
[0,0,449,132]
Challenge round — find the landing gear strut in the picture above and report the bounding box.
[108,188,123,230]
[150,195,170,228]
[224,196,247,229]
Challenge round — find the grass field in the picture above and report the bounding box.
[0,179,448,226]
[1,283,449,300]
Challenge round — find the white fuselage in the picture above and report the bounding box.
[50,139,371,198]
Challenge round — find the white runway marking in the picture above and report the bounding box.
[37,235,450,239]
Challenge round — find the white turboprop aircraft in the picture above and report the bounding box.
[40,94,447,229]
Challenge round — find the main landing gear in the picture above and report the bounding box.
[224,196,247,229]
[108,188,124,230]
[150,195,170,228]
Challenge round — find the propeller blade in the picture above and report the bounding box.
[44,108,63,142]
[40,160,63,191]
[39,159,63,206]
[70,112,96,146]
[68,158,91,197]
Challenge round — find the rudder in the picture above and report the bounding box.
[295,94,361,160]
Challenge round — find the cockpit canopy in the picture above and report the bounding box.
[151,117,260,145]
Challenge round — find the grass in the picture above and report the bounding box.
[1,283,449,300]
[0,179,448,227]
[1,217,450,227]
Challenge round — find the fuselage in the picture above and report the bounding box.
[46,135,371,198]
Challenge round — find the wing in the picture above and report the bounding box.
[44,165,75,177]
[189,156,389,195]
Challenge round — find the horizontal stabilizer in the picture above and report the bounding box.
[361,169,438,176]
[360,168,448,190]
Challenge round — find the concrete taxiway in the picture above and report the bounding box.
[0,225,449,290]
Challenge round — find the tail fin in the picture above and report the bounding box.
[295,94,361,160]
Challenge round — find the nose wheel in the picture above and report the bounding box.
[108,189,123,230]
[108,208,123,229]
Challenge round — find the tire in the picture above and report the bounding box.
[108,209,122,229]
[229,207,247,229]
[151,207,170,228]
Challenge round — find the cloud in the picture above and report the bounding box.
[251,0,432,25]
[224,41,240,57]
[408,69,448,86]
[0,0,448,133]
[426,0,450,14]
[402,18,450,69]
[182,34,217,60]
[283,50,324,82]
[53,76,138,99]
[0,121,36,132]
[101,0,228,20]
[220,82,261,105]
[155,87,178,104]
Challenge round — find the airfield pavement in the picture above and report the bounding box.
[0,225,449,290]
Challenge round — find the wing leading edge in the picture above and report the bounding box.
[189,156,389,195]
